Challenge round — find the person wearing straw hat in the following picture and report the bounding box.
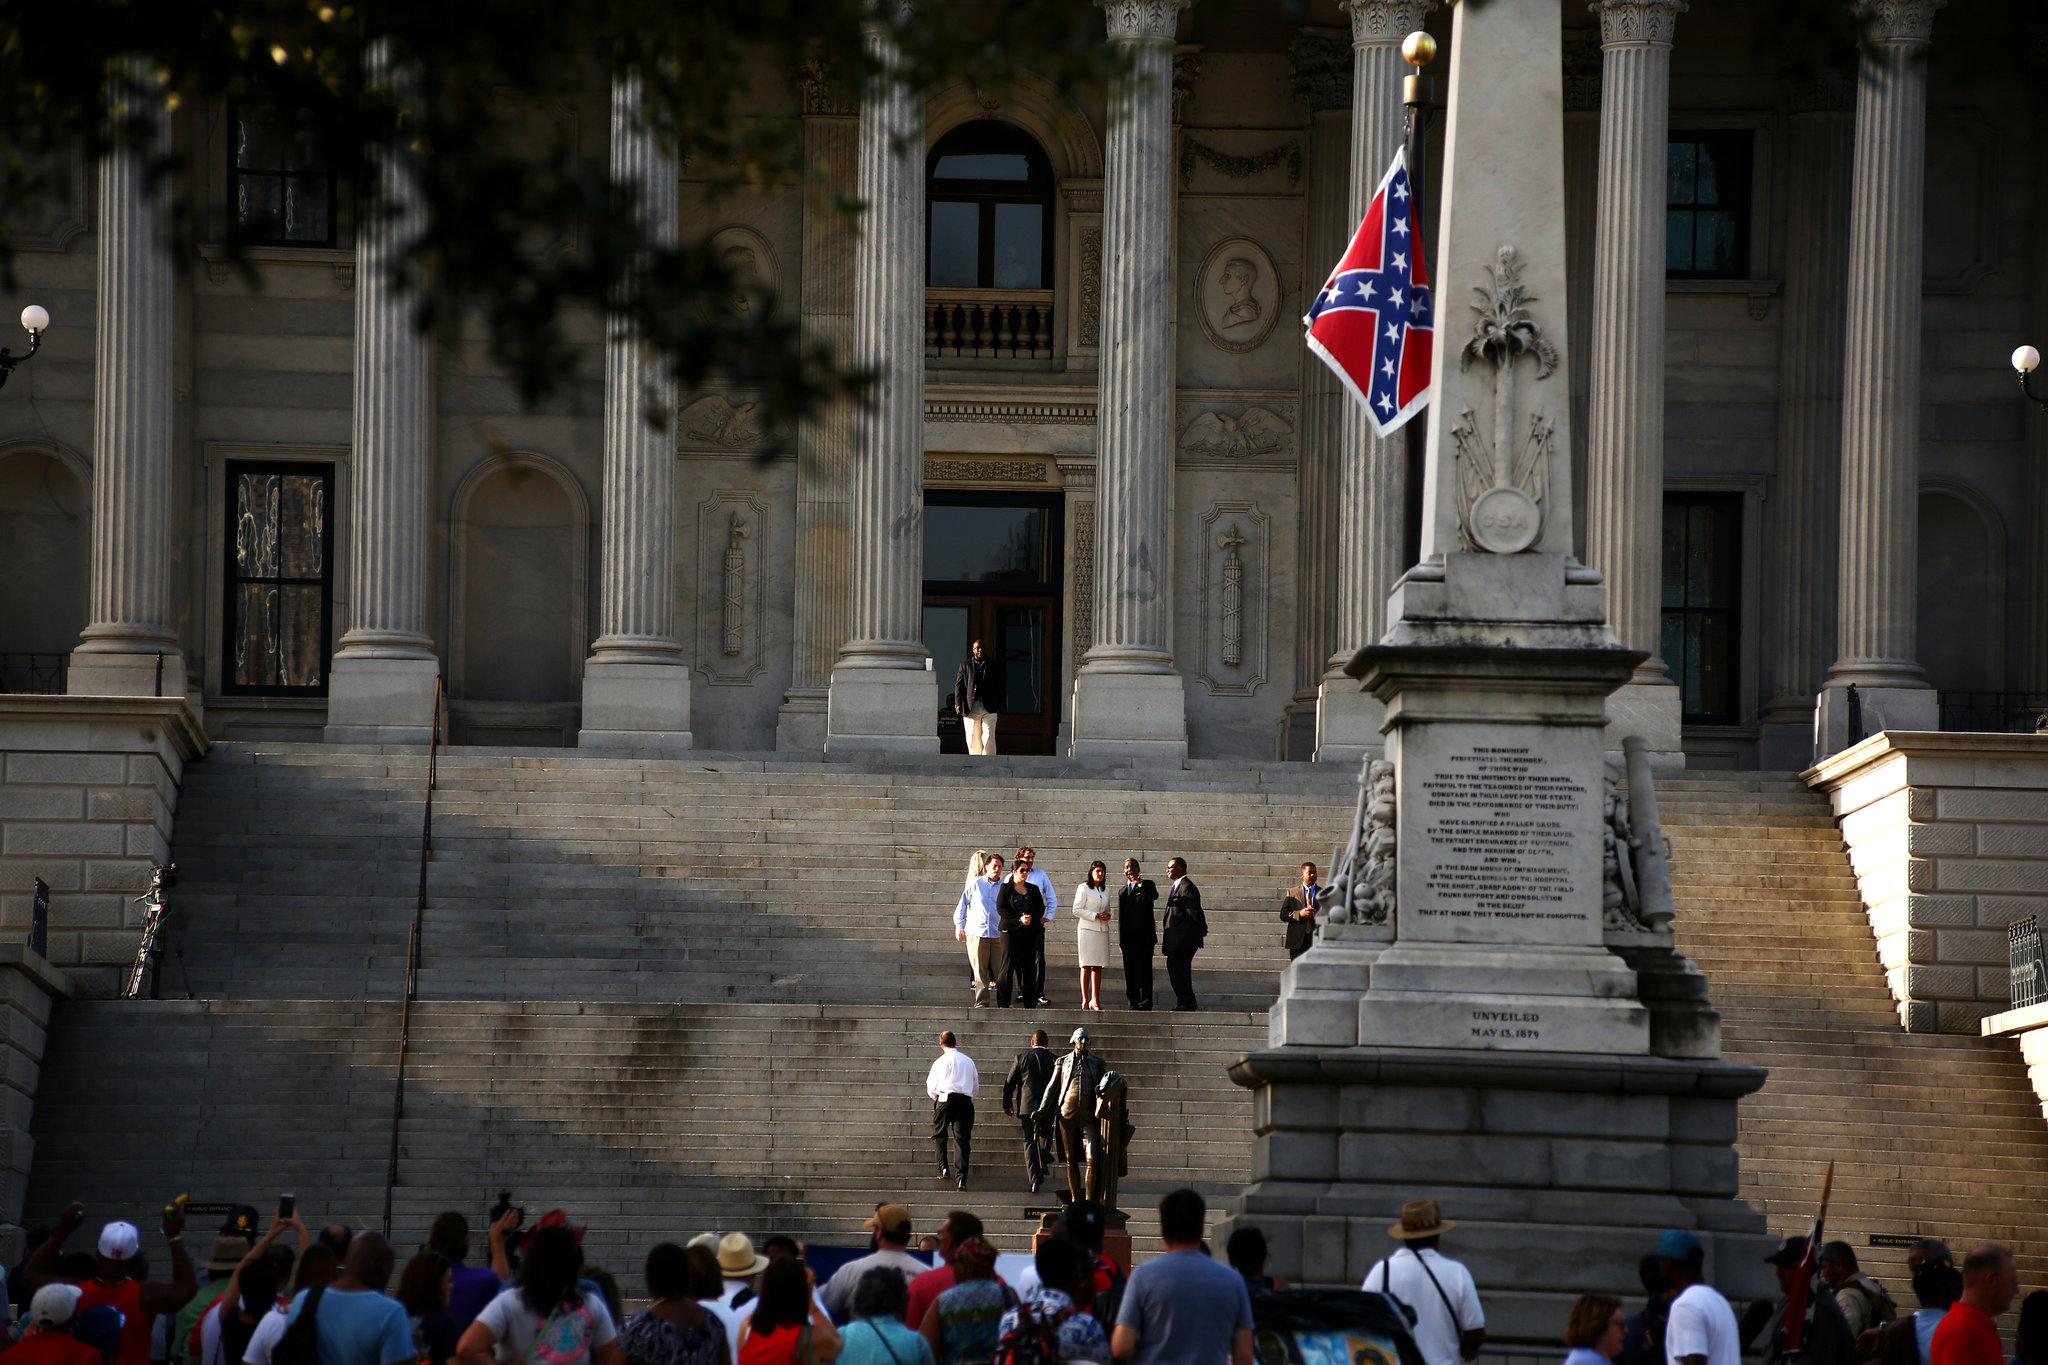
[1359,1200,1484,1365]
[715,1236,772,1312]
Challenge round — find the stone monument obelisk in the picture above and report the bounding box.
[1217,2,1772,1334]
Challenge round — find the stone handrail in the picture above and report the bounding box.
[925,288,1054,360]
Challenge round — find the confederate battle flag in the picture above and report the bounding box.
[1303,147,1433,437]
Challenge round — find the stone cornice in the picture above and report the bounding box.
[1856,0,1944,45]
[1097,0,1191,44]
[1341,0,1436,48]
[1590,0,1687,47]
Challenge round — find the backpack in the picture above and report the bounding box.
[271,1287,325,1365]
[993,1300,1076,1365]
[525,1303,598,1365]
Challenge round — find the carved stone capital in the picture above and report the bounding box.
[1341,0,1437,48]
[793,57,856,117]
[1289,29,1354,114]
[1173,46,1202,125]
[1856,0,1944,45]
[1562,31,1603,110]
[1589,0,1687,48]
[1097,0,1191,44]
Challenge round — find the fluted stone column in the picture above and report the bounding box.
[1286,28,1353,760]
[1758,81,1852,769]
[1069,0,1193,758]
[824,20,936,753]
[778,62,860,751]
[1815,0,1944,757]
[2021,59,2048,696]
[579,74,692,751]
[1583,0,1685,764]
[1312,0,1434,764]
[69,63,183,699]
[326,42,439,743]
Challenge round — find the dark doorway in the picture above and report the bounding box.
[923,491,1063,755]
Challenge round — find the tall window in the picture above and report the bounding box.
[224,463,334,694]
[1661,493,1742,725]
[1666,131,1751,279]
[926,121,1054,290]
[231,106,336,247]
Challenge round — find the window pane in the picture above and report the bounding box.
[278,585,325,687]
[1696,612,1735,718]
[233,583,278,687]
[1693,143,1721,206]
[237,175,284,236]
[1695,211,1738,275]
[236,109,284,170]
[997,605,1045,715]
[924,505,1045,583]
[282,177,332,243]
[929,201,980,287]
[1666,142,1698,206]
[278,474,325,578]
[934,153,1031,181]
[1685,503,1716,607]
[992,203,1043,289]
[1666,211,1694,274]
[236,473,281,578]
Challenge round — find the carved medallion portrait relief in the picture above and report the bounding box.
[1196,237,1281,354]
[708,225,778,317]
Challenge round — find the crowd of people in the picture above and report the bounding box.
[0,1192,2036,1365]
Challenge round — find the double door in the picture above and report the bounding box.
[922,491,1063,756]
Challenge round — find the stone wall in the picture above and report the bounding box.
[0,944,67,1263]
[0,698,207,996]
[1808,731,2048,1033]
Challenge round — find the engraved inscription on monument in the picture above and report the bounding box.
[1402,738,1602,943]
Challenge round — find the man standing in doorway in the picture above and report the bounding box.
[1119,859,1158,1011]
[1161,858,1207,1012]
[953,639,1005,756]
[927,1031,979,1191]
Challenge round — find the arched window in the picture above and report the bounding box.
[927,121,1054,290]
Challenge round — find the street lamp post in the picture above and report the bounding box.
[2014,344,2048,412]
[0,306,50,389]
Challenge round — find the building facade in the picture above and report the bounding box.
[0,0,2039,768]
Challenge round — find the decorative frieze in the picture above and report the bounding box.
[922,458,1049,484]
[1179,405,1296,461]
[677,394,773,450]
[925,400,1096,426]
[1077,226,1103,347]
[1179,137,1303,189]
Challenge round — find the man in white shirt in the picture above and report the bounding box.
[927,1031,979,1190]
[1017,847,1058,1007]
[1657,1229,1740,1365]
[957,854,1007,1008]
[1359,1200,1485,1365]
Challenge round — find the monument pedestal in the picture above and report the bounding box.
[1212,1046,1774,1330]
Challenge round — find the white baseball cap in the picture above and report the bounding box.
[97,1221,141,1261]
[29,1283,81,1326]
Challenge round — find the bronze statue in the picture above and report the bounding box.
[1034,1027,1134,1210]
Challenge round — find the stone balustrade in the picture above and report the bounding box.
[923,288,1055,360]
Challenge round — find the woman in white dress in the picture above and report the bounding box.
[1073,860,1112,1011]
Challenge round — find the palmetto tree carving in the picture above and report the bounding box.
[1458,245,1558,492]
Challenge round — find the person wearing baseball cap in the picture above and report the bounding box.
[21,1201,197,1365]
[818,1206,927,1321]
[1654,1230,1740,1365]
[1752,1235,1856,1365]
[6,1285,97,1365]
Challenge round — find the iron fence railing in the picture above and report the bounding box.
[2011,917,2047,1011]
[0,652,67,695]
[1937,692,2048,735]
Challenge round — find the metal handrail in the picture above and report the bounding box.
[381,675,443,1238]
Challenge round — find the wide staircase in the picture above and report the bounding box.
[23,747,2048,1296]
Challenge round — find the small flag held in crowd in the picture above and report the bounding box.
[1303,147,1433,437]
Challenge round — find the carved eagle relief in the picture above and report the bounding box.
[1179,405,1293,458]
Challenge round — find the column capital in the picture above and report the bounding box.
[1589,0,1687,48]
[1562,31,1603,110]
[1856,0,1944,45]
[1340,0,1436,49]
[1289,28,1354,114]
[793,57,857,117]
[1097,0,1191,44]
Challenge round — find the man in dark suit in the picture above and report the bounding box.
[1281,861,1321,961]
[951,639,1006,756]
[1161,857,1207,1011]
[1001,1029,1059,1193]
[1118,858,1159,1011]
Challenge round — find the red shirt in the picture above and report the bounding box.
[75,1279,149,1365]
[1930,1301,2003,1365]
[2,1332,103,1365]
[905,1267,955,1328]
